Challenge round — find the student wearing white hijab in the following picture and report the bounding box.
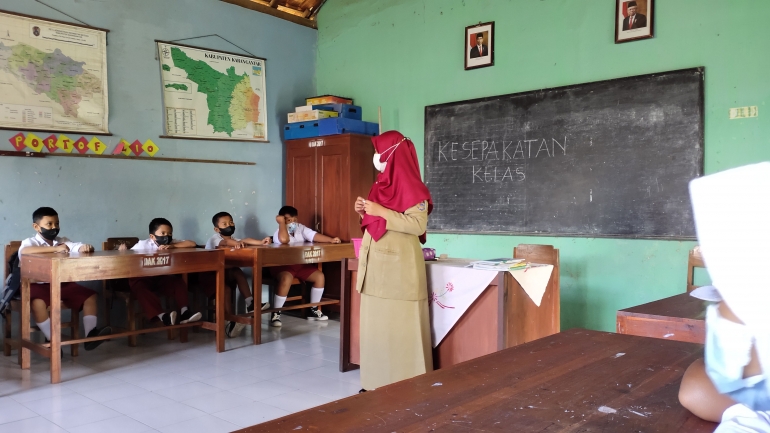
[680,162,770,432]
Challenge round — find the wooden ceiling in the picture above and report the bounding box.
[222,0,326,29]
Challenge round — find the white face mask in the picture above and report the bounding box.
[372,138,406,172]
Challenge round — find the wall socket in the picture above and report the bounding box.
[729,106,758,119]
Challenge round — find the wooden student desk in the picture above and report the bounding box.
[221,242,355,345]
[236,329,716,432]
[19,248,225,384]
[340,258,560,372]
[616,293,707,344]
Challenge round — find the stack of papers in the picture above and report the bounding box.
[469,258,526,271]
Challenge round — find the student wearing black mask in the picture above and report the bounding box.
[18,207,112,350]
[121,217,200,326]
[203,211,271,338]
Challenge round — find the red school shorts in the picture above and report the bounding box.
[269,264,319,281]
[29,283,94,311]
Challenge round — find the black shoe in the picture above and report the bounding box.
[161,311,177,326]
[359,389,367,393]
[84,326,112,351]
[225,320,246,338]
[307,306,328,321]
[246,300,254,314]
[270,312,282,327]
[179,309,202,324]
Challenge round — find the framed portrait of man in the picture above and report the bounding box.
[615,0,654,43]
[465,22,494,70]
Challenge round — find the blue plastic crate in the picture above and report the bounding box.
[318,118,379,137]
[311,103,362,120]
[284,120,320,140]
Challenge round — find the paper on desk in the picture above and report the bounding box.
[689,162,770,384]
[508,264,554,307]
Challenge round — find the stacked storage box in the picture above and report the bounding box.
[284,95,379,140]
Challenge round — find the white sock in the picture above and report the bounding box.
[310,287,324,304]
[181,307,188,315]
[245,296,253,305]
[157,313,165,320]
[37,318,52,341]
[273,295,287,309]
[83,315,97,336]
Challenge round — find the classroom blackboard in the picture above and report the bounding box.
[424,68,704,239]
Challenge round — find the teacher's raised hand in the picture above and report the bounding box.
[355,196,366,217]
[363,199,386,218]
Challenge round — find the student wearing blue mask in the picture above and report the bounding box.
[270,206,341,327]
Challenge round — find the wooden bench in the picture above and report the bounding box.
[617,293,706,344]
[235,329,716,432]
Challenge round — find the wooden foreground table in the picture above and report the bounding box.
[236,329,715,432]
[20,249,225,383]
[617,293,707,344]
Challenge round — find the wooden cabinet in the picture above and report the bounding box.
[286,133,376,241]
[286,134,377,308]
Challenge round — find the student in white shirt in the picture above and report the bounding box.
[269,206,341,327]
[120,217,201,326]
[204,211,271,338]
[18,207,111,350]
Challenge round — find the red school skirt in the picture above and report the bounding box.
[29,283,94,311]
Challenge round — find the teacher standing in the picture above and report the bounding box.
[354,130,434,391]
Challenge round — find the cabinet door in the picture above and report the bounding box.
[317,142,349,239]
[286,142,316,230]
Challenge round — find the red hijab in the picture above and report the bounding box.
[361,130,433,243]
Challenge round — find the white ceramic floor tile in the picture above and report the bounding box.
[157,414,239,433]
[260,390,334,413]
[217,355,275,372]
[62,373,126,393]
[230,380,297,401]
[0,397,39,424]
[128,372,196,391]
[79,383,148,402]
[67,415,155,433]
[241,363,304,381]
[0,416,69,433]
[302,376,361,400]
[180,390,254,414]
[282,355,336,372]
[200,372,262,390]
[21,393,97,416]
[307,364,361,385]
[9,383,74,403]
[107,367,170,383]
[175,365,233,380]
[311,344,341,362]
[44,402,122,429]
[212,401,290,428]
[126,401,206,429]
[152,381,222,401]
[267,370,322,389]
[102,392,177,415]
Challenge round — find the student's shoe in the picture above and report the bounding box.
[84,326,112,351]
[161,312,177,326]
[307,307,328,321]
[179,310,202,324]
[245,301,270,314]
[270,312,282,327]
[225,321,246,338]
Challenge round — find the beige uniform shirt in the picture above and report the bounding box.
[356,201,429,301]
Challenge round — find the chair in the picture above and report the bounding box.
[102,237,186,346]
[686,246,705,293]
[513,244,561,335]
[3,241,80,361]
[264,262,324,314]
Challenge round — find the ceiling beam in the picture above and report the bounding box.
[221,0,317,29]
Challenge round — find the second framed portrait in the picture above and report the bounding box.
[615,0,654,43]
[465,22,494,70]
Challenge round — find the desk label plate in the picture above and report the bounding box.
[303,247,322,262]
[142,255,171,268]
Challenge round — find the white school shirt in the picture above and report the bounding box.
[18,234,85,282]
[716,404,770,433]
[272,223,317,244]
[205,233,241,250]
[131,238,183,252]
[18,233,84,257]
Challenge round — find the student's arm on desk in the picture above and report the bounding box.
[364,200,428,236]
[242,237,272,246]
[219,238,246,249]
[159,240,196,250]
[20,244,70,254]
[312,233,341,244]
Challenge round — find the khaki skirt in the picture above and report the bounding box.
[359,293,433,390]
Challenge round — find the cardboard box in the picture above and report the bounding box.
[305,95,353,105]
[312,103,362,120]
[288,110,338,123]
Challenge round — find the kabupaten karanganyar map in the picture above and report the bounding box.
[158,42,267,141]
[0,11,109,134]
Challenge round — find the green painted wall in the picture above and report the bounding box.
[316,0,769,331]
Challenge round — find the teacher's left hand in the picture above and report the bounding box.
[363,200,385,218]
